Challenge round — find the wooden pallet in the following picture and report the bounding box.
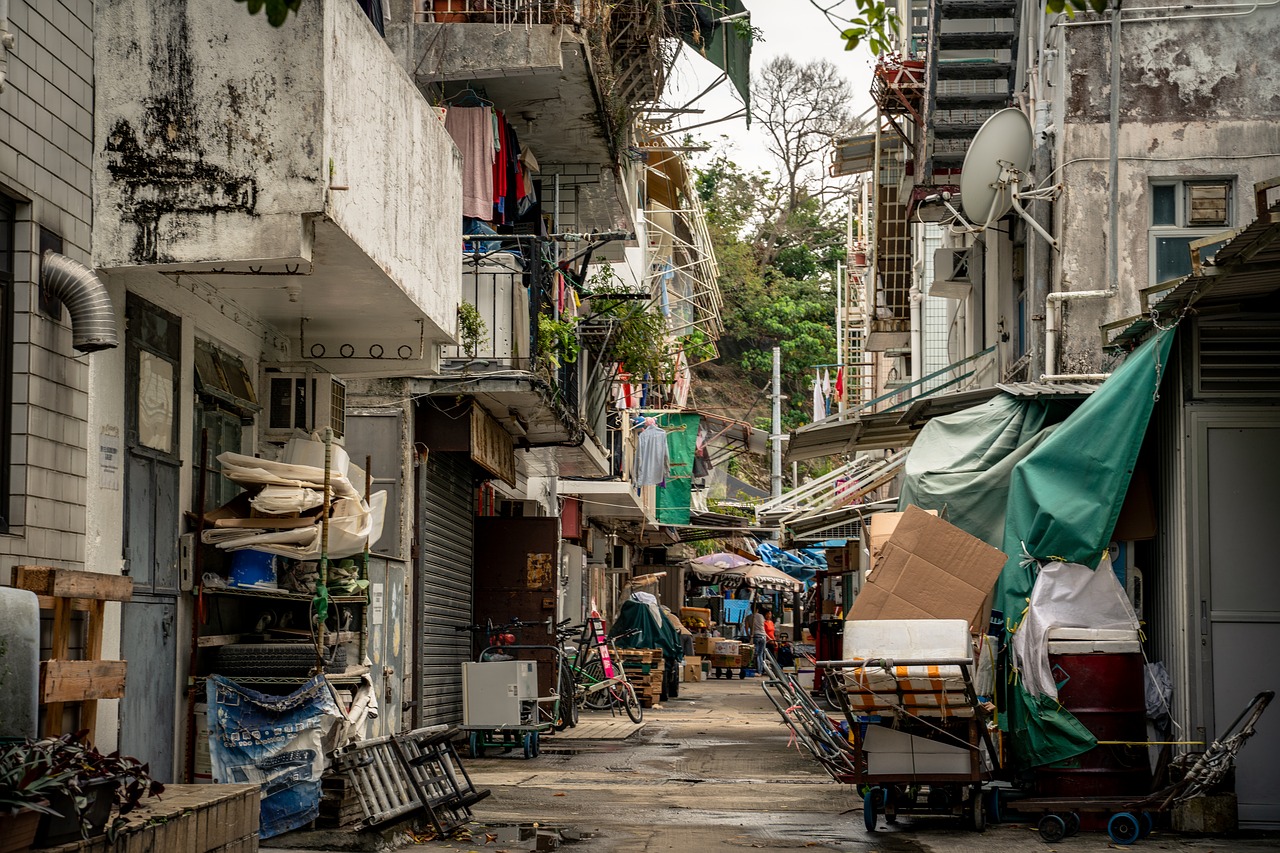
[14,566,133,738]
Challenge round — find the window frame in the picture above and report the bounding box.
[1148,178,1234,285]
[0,197,13,532]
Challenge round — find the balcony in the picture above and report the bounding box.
[94,0,462,369]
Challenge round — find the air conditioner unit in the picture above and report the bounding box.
[931,246,981,300]
[261,362,347,443]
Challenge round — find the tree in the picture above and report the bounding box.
[808,0,899,54]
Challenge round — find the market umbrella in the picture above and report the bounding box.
[699,561,805,593]
[689,552,752,569]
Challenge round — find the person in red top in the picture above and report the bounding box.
[763,609,777,660]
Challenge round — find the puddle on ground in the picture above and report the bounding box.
[457,822,590,851]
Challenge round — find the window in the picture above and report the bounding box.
[193,340,259,511]
[1149,179,1232,284]
[0,197,12,529]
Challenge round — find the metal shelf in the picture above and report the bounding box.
[203,586,367,605]
[196,665,371,687]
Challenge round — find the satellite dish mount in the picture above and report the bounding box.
[960,109,1061,251]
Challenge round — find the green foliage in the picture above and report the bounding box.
[584,263,675,380]
[457,302,487,359]
[679,329,717,364]
[537,314,581,369]
[1045,0,1114,13]
[234,0,303,27]
[836,0,900,55]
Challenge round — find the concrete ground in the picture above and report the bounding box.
[273,675,1278,852]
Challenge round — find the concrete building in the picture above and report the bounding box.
[789,0,1280,828]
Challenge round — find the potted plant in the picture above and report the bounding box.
[536,313,581,371]
[580,264,674,381]
[457,301,488,359]
[875,51,925,87]
[0,740,74,853]
[29,732,164,845]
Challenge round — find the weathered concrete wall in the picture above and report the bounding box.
[0,0,96,574]
[1055,14,1280,373]
[323,0,463,341]
[94,0,326,268]
[411,22,564,80]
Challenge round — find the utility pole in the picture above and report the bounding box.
[771,346,783,499]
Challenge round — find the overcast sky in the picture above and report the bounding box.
[662,0,878,175]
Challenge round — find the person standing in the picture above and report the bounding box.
[751,604,768,675]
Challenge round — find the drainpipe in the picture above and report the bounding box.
[909,280,923,384]
[1043,8,1122,379]
[40,252,119,353]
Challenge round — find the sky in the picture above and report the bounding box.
[662,0,878,176]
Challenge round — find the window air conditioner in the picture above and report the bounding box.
[931,246,980,300]
[261,362,347,443]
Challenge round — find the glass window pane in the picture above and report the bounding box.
[1152,184,1177,225]
[1155,236,1195,283]
[138,351,175,453]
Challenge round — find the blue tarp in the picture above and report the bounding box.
[206,675,341,839]
[756,542,824,584]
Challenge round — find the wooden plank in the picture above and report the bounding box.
[40,660,128,703]
[197,633,246,648]
[81,601,107,735]
[15,566,133,601]
[34,594,93,611]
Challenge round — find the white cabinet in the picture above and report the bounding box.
[461,660,538,727]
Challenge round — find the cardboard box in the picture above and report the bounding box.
[713,640,741,656]
[693,636,717,656]
[867,507,939,573]
[683,661,703,682]
[680,607,713,629]
[849,505,1006,633]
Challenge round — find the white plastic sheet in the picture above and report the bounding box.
[1010,555,1139,700]
[204,492,387,560]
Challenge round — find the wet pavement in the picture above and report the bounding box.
[276,676,1280,852]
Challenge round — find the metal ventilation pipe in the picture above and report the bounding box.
[40,251,119,353]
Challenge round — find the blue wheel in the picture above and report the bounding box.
[863,787,879,832]
[522,732,534,759]
[984,788,1001,824]
[1108,812,1141,845]
[1038,814,1066,843]
[531,731,541,757]
[469,731,485,758]
[1140,811,1154,838]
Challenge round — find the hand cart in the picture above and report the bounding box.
[817,619,999,833]
[458,642,573,760]
[1004,689,1274,845]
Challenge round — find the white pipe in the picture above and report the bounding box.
[1059,0,1278,26]
[1039,373,1110,382]
[835,261,844,372]
[909,284,922,384]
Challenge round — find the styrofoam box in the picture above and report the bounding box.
[1047,626,1141,654]
[843,618,972,662]
[863,725,972,775]
[1047,627,1140,641]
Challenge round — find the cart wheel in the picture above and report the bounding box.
[883,787,897,824]
[1107,812,1141,845]
[1064,811,1081,837]
[863,787,879,832]
[969,788,986,832]
[531,731,540,758]
[1139,811,1154,838]
[522,732,535,760]
[469,732,485,758]
[1037,814,1067,843]
[739,668,747,679]
[984,789,1001,824]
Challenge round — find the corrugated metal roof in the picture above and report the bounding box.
[1111,194,1280,349]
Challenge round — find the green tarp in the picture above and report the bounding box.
[650,411,700,526]
[898,328,1176,768]
[995,328,1175,768]
[670,0,753,119]
[610,598,683,663]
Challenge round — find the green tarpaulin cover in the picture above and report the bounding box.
[671,0,753,119]
[610,598,683,663]
[898,328,1176,768]
[650,412,700,526]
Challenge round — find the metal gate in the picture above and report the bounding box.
[416,451,475,726]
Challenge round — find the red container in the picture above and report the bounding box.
[1035,652,1151,798]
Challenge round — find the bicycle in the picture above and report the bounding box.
[551,616,643,723]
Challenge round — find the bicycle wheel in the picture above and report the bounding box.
[620,680,643,723]
[556,663,579,729]
[580,657,611,710]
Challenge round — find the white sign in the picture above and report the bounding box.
[99,428,121,490]
[371,582,384,626]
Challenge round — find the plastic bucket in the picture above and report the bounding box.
[229,550,276,587]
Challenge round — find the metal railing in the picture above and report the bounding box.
[413,0,580,26]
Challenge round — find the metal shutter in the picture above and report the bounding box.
[417,451,475,726]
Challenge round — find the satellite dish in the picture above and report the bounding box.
[960,108,1034,224]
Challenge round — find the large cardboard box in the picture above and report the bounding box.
[868,507,939,572]
[693,635,719,656]
[850,505,1006,632]
[683,656,703,682]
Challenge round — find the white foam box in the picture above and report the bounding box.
[843,618,972,662]
[863,725,973,775]
[1047,626,1141,654]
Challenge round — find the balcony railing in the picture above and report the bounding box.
[413,0,580,25]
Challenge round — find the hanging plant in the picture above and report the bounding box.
[457,302,487,358]
[537,313,581,369]
[582,263,675,381]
